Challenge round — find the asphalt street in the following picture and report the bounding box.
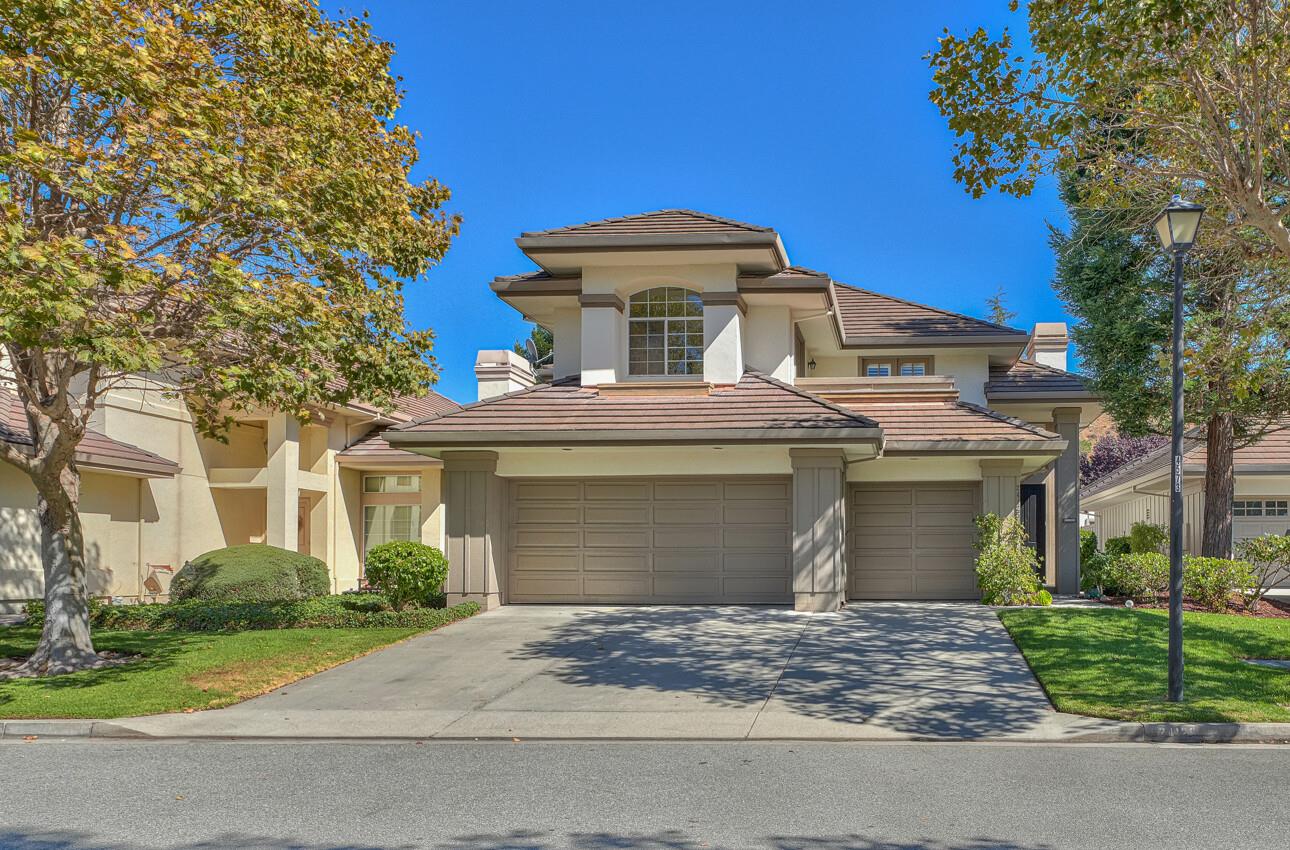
[0,739,1284,850]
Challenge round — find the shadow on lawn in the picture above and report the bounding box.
[511,604,1053,738]
[0,832,412,850]
[0,624,198,702]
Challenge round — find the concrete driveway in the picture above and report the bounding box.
[123,602,1099,741]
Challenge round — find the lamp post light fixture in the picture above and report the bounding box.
[1152,195,1205,703]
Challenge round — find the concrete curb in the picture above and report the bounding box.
[6,718,1290,744]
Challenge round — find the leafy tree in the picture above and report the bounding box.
[928,1,1290,260]
[513,325,553,364]
[1080,433,1167,485]
[0,0,458,674]
[1052,178,1290,557]
[985,286,1017,327]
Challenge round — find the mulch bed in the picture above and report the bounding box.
[1095,594,1290,619]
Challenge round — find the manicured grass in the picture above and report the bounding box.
[0,625,420,719]
[999,607,1290,723]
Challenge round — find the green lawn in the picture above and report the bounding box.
[0,625,421,719]
[999,607,1290,723]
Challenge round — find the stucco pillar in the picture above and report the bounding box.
[701,295,745,385]
[265,413,300,551]
[442,450,506,610]
[979,459,1024,521]
[1052,407,1082,595]
[579,295,624,385]
[790,448,847,612]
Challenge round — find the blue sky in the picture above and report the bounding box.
[333,1,1068,402]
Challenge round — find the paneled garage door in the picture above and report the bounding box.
[848,482,980,600]
[508,477,792,604]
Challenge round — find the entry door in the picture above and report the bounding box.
[1019,484,1046,578]
[297,496,311,555]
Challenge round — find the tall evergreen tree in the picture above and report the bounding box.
[1052,178,1290,556]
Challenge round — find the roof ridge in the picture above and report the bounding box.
[954,400,1062,439]
[742,370,880,428]
[521,208,774,237]
[832,281,1027,335]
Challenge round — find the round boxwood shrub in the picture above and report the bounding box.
[363,541,448,610]
[170,544,331,603]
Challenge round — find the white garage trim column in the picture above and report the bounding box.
[442,451,507,611]
[980,459,1023,520]
[790,449,846,612]
[1051,407,1082,595]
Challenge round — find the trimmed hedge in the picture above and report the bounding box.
[24,595,479,632]
[170,544,331,603]
[363,541,449,610]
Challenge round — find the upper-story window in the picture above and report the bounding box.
[628,287,704,376]
[862,356,931,377]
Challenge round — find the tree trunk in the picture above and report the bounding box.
[1201,412,1235,559]
[16,460,99,676]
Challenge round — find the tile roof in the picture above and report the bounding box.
[831,282,1028,342]
[855,400,1063,445]
[388,391,460,422]
[1083,425,1290,498]
[388,372,880,444]
[986,359,1091,398]
[521,209,774,238]
[337,428,438,464]
[0,392,179,478]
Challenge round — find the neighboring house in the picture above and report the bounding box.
[0,378,458,609]
[385,210,1101,611]
[1082,426,1290,556]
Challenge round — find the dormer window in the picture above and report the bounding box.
[628,287,704,376]
[863,356,932,377]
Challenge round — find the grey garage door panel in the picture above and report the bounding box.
[848,482,981,601]
[508,477,792,604]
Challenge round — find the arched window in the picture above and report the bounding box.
[628,287,704,376]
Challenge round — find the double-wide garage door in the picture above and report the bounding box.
[849,482,980,600]
[508,477,792,604]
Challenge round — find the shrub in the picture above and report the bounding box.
[363,541,449,610]
[1079,529,1110,593]
[1105,536,1132,557]
[1129,521,1168,555]
[72,596,478,632]
[1182,556,1256,613]
[1079,529,1099,562]
[1106,552,1169,603]
[1236,534,1290,611]
[973,513,1043,605]
[170,544,331,603]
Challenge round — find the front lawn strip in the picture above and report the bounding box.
[999,607,1290,723]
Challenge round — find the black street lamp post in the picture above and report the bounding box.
[1152,196,1205,703]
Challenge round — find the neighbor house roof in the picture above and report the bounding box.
[830,283,1029,346]
[985,359,1092,400]
[385,372,882,447]
[337,391,461,464]
[0,392,179,478]
[1082,425,1290,500]
[520,209,775,238]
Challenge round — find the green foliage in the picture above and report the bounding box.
[362,541,449,611]
[27,596,480,632]
[973,513,1043,605]
[170,545,330,603]
[1079,529,1099,562]
[1106,553,1170,603]
[985,286,1016,327]
[1129,522,1168,555]
[1079,529,1110,593]
[514,325,554,363]
[1236,534,1290,609]
[1105,537,1132,558]
[1182,556,1256,613]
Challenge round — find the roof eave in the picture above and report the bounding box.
[385,427,884,448]
[883,438,1068,454]
[841,334,1029,349]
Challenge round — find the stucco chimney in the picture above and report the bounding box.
[1026,322,1070,371]
[475,350,536,401]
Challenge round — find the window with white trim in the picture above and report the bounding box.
[363,504,421,553]
[363,474,420,494]
[1233,499,1289,517]
[627,287,704,376]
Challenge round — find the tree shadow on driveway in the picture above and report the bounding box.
[510,604,1054,738]
[434,830,1056,850]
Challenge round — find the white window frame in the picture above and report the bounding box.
[363,473,421,494]
[627,287,705,377]
[1234,499,1289,517]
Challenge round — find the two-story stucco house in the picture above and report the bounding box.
[386,210,1101,611]
[0,375,458,609]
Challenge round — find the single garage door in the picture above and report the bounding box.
[1234,498,1290,588]
[848,482,980,600]
[508,477,792,604]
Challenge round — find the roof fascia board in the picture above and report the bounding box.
[386,427,884,447]
[883,439,1068,454]
[841,334,1029,348]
